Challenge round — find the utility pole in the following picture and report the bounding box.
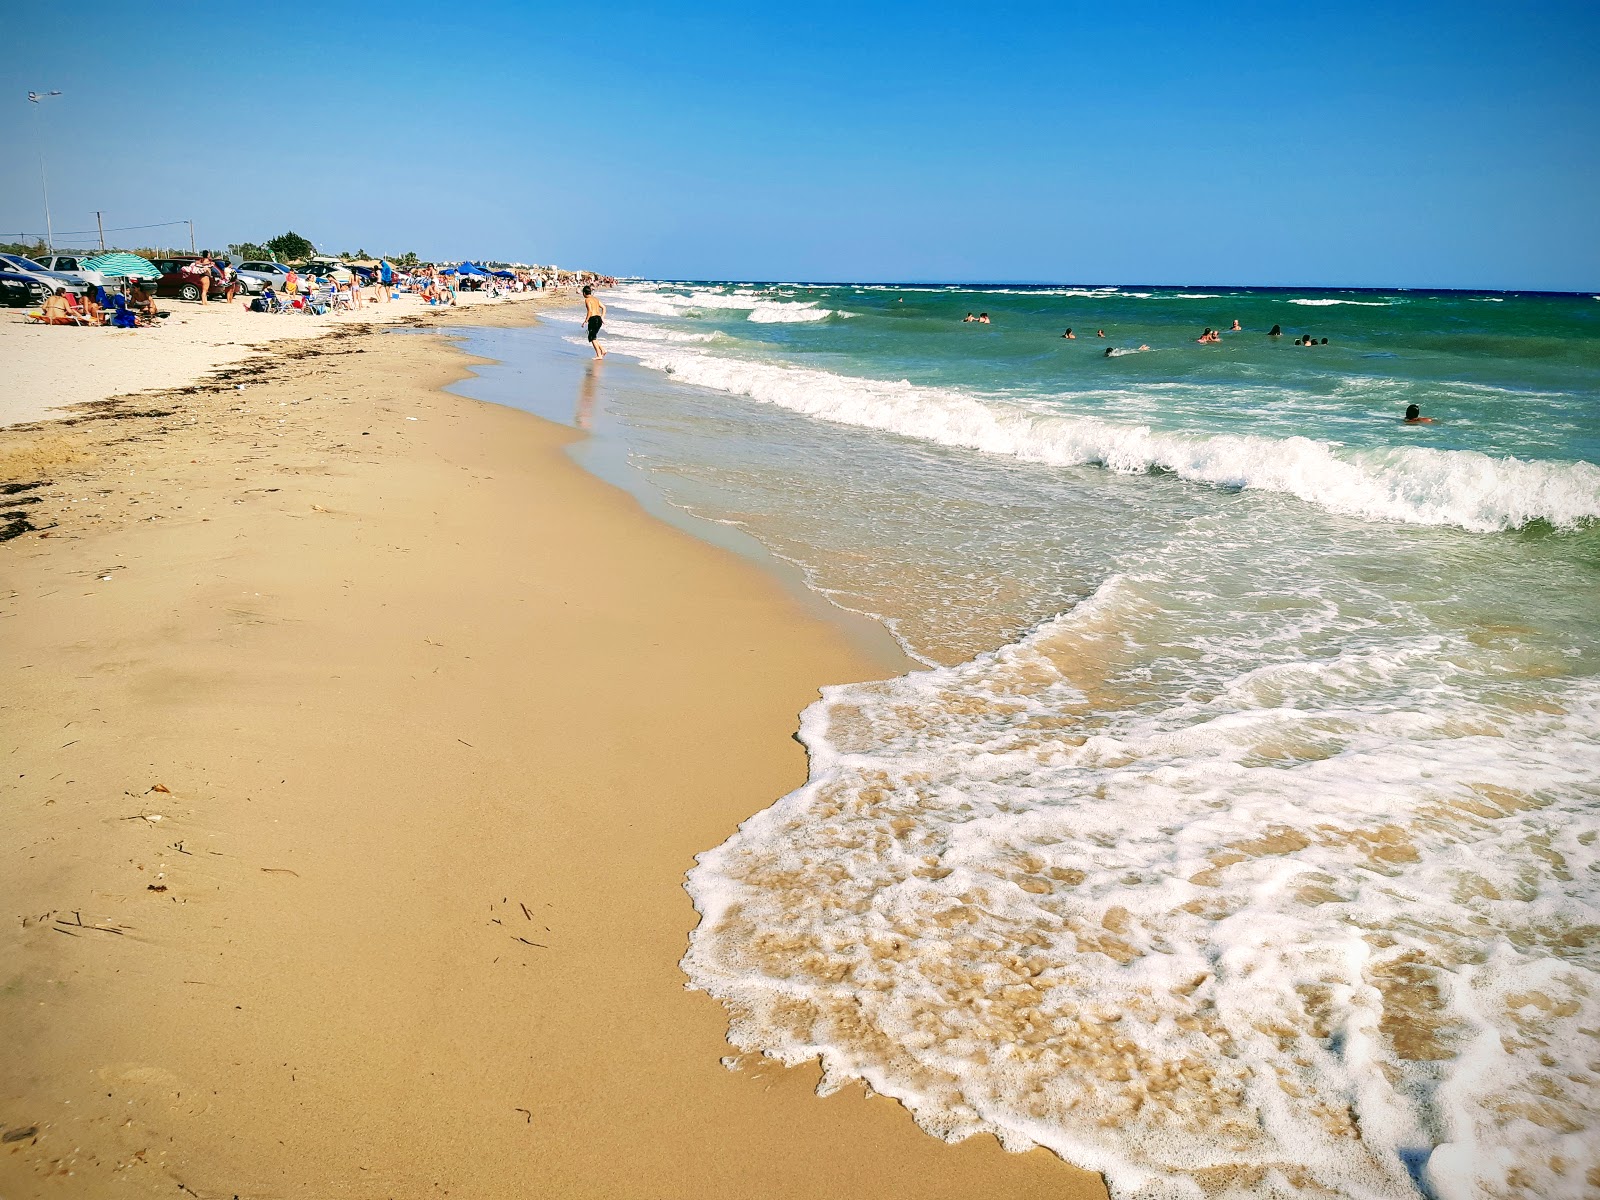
[27,90,62,252]
[189,220,196,254]
[95,211,105,253]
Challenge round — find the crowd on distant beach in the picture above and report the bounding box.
[22,253,617,329]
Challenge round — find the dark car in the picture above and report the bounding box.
[0,270,50,308]
[150,256,262,301]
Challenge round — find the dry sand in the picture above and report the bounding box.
[1,287,513,429]
[0,302,1106,1198]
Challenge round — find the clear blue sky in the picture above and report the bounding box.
[5,1,1597,289]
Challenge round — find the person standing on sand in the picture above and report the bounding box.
[583,285,607,358]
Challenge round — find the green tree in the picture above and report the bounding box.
[396,251,419,268]
[265,230,315,263]
[228,241,270,260]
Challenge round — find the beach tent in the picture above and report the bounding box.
[491,269,515,278]
[81,251,161,280]
[454,261,492,277]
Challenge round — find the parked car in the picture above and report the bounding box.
[0,252,87,294]
[37,253,113,292]
[232,260,292,289]
[150,256,263,301]
[0,270,50,308]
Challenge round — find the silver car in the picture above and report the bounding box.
[0,252,88,294]
[37,253,112,291]
[232,260,293,290]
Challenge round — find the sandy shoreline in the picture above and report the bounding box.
[0,302,1104,1197]
[1,288,521,429]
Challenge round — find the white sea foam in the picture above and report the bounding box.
[1289,298,1395,307]
[684,571,1600,1199]
[607,286,844,323]
[747,302,835,323]
[610,343,1600,532]
[1171,293,1224,299]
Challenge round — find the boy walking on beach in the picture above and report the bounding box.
[583,285,606,359]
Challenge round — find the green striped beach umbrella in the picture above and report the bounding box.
[81,252,162,280]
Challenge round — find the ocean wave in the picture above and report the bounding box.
[1171,293,1223,299]
[614,344,1600,532]
[608,286,842,323]
[1288,298,1395,307]
[747,302,835,323]
[684,574,1600,1199]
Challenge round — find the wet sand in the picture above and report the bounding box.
[0,301,1105,1198]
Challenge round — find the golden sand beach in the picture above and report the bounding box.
[0,298,1105,1198]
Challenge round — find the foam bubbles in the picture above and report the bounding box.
[684,568,1600,1199]
[610,344,1600,532]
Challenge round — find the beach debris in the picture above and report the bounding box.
[147,884,167,893]
[53,912,125,936]
[2,1125,39,1143]
[514,1108,532,1124]
[260,867,300,877]
[150,783,171,794]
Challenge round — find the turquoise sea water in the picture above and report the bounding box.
[465,283,1600,1200]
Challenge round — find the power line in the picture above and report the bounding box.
[27,219,193,238]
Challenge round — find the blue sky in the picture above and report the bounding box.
[5,2,1597,289]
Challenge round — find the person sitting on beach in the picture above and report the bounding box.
[1403,404,1434,424]
[29,288,83,325]
[1268,324,1282,337]
[129,279,159,320]
[78,287,103,324]
[977,312,990,323]
[1062,328,1075,339]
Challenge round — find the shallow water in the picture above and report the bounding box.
[459,283,1600,1199]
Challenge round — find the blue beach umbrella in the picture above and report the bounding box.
[81,251,161,279]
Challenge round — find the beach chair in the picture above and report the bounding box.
[305,286,333,315]
[109,295,139,328]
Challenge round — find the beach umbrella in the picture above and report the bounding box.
[81,251,160,280]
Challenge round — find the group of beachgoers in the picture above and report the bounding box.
[955,312,1434,422]
[28,281,161,328]
[23,255,616,329]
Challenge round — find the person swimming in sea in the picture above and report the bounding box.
[978,312,991,323]
[1230,319,1242,331]
[1062,328,1075,339]
[1268,324,1282,337]
[1403,404,1434,424]
[963,312,977,322]
[1097,329,1106,337]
